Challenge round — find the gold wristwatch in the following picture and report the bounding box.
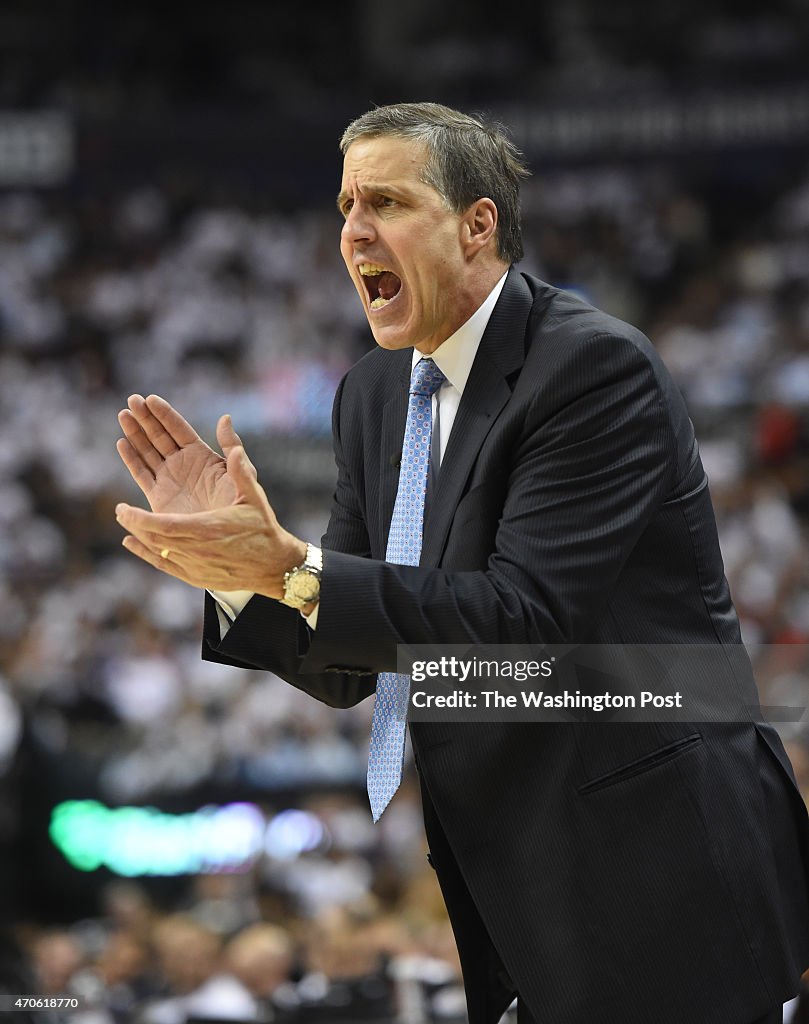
[281,544,323,609]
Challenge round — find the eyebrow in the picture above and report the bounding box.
[336,182,412,213]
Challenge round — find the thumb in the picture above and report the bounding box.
[227,445,265,506]
[216,414,244,457]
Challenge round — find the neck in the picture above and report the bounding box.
[414,263,508,355]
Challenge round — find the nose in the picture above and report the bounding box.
[341,201,376,246]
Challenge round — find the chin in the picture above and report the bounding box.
[369,324,412,351]
[372,335,411,352]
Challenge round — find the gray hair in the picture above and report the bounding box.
[340,102,530,265]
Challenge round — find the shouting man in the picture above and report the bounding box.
[116,103,809,1024]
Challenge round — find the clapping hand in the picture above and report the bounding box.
[115,394,304,597]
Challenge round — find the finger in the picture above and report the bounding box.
[144,394,202,447]
[118,409,164,473]
[216,414,245,458]
[126,394,181,458]
[121,535,197,586]
[116,437,155,495]
[228,447,265,505]
[115,502,235,541]
[118,515,176,552]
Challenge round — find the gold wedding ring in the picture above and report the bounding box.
[160,548,171,560]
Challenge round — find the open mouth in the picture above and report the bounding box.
[359,263,402,310]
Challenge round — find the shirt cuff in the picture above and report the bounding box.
[303,602,320,630]
[208,589,255,638]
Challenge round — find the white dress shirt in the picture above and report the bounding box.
[211,271,508,635]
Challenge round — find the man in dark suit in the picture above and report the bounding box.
[116,103,809,1024]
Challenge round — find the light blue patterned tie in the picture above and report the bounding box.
[367,357,446,822]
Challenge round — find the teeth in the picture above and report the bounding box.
[370,296,391,309]
[359,263,388,276]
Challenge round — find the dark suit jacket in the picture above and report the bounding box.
[204,269,809,1024]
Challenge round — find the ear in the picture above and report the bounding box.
[461,198,498,259]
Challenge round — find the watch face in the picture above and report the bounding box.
[290,572,320,601]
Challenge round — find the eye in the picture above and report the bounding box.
[378,196,397,208]
[340,198,354,217]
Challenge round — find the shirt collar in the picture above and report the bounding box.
[411,272,508,395]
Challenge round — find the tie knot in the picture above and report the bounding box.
[410,358,445,398]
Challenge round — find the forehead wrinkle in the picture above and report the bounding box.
[341,137,432,199]
[345,179,411,197]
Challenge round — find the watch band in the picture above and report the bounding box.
[299,543,323,576]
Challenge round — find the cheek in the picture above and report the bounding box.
[419,253,454,294]
[339,243,359,287]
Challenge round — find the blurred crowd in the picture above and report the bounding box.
[2,149,809,1021]
[4,0,809,120]
[11,870,475,1024]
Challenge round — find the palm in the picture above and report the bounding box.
[148,442,238,514]
[117,395,246,516]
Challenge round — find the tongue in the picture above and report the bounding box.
[378,271,401,301]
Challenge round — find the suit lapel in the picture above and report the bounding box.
[421,270,534,567]
[378,353,411,555]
